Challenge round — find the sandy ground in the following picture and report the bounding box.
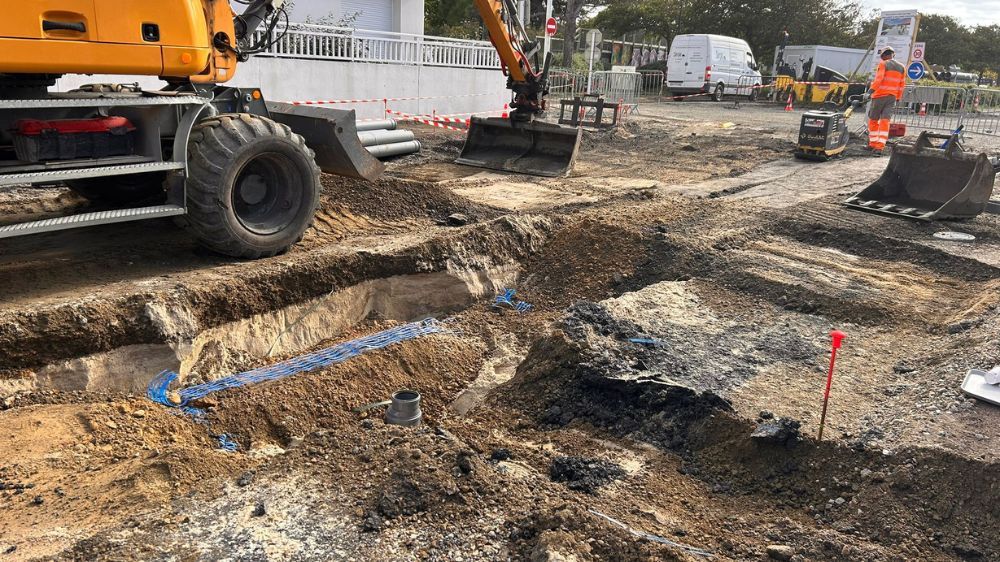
[1,100,999,561]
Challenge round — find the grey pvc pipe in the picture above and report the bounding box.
[358,129,415,147]
[356,118,397,132]
[367,140,422,158]
[385,390,422,426]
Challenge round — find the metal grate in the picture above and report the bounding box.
[0,96,208,109]
[0,161,185,188]
[0,205,185,238]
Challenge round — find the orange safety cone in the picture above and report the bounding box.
[784,92,794,112]
[501,103,509,119]
[919,103,927,116]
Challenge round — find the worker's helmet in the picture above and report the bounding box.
[881,46,895,57]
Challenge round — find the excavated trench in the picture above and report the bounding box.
[0,213,553,395]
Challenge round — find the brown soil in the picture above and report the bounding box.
[1,106,998,561]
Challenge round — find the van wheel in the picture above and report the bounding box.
[712,84,725,102]
[748,86,760,102]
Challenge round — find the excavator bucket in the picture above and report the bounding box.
[845,131,997,220]
[456,117,582,177]
[266,102,384,182]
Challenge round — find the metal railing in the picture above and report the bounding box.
[252,23,501,69]
[893,86,1000,137]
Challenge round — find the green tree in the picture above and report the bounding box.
[425,0,482,38]
[591,0,874,71]
[560,0,611,67]
[969,25,1000,76]
[917,14,975,70]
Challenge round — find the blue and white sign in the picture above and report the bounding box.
[907,62,925,81]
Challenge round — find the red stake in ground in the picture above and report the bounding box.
[817,330,846,441]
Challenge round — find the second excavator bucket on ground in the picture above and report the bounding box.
[845,131,997,220]
[266,102,384,182]
[456,117,582,177]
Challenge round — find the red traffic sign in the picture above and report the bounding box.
[546,17,557,37]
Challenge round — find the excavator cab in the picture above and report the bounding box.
[845,131,998,220]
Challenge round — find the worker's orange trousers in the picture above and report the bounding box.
[868,118,890,150]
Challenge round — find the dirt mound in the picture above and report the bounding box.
[512,505,691,562]
[320,174,502,224]
[199,327,482,450]
[0,399,248,560]
[520,217,647,308]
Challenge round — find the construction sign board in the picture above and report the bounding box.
[873,9,921,72]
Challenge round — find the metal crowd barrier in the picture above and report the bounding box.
[961,88,1000,136]
[592,71,642,109]
[893,86,1000,137]
[548,70,590,101]
[638,71,665,103]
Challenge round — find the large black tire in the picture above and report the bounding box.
[180,114,320,259]
[66,172,167,203]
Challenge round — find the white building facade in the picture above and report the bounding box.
[290,0,425,35]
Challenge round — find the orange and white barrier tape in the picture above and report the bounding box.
[385,109,467,132]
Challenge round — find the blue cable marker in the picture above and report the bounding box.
[628,337,660,347]
[216,434,239,453]
[493,288,533,313]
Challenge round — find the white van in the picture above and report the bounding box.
[666,34,762,101]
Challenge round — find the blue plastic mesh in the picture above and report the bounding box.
[494,288,533,313]
[216,434,238,453]
[147,318,447,410]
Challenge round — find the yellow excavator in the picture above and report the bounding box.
[0,0,579,258]
[459,0,581,177]
[0,0,384,258]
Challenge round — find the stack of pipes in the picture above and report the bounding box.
[357,119,422,159]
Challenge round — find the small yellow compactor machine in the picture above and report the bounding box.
[0,0,383,258]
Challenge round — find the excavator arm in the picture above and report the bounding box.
[456,0,579,177]
[472,0,552,120]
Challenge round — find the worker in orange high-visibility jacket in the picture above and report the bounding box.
[867,46,906,154]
